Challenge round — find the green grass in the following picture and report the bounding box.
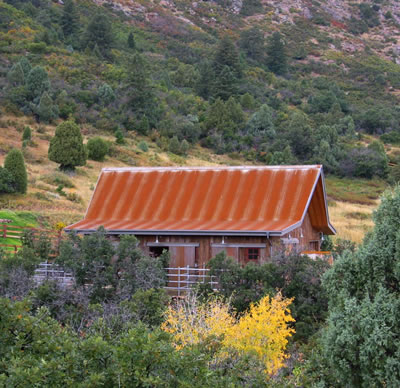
[0,210,39,250]
[325,176,387,205]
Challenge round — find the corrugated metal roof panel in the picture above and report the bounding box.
[67,165,335,235]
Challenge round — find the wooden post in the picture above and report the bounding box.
[2,224,6,239]
[178,267,181,297]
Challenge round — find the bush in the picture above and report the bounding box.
[115,129,125,144]
[87,137,109,161]
[22,126,31,142]
[48,121,87,170]
[4,149,27,194]
[0,167,16,194]
[138,141,148,152]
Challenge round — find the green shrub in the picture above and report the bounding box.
[4,149,27,194]
[22,126,31,142]
[138,141,148,152]
[48,121,87,170]
[0,167,16,194]
[87,137,109,161]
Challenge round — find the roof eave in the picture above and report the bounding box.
[64,228,284,237]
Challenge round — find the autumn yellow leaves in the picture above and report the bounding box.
[162,292,295,377]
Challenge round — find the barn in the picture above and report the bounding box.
[66,165,335,268]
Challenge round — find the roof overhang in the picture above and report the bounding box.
[64,228,287,237]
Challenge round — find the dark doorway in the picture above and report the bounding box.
[149,246,169,258]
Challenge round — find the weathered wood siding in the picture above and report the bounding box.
[111,210,323,266]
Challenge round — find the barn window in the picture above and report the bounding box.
[309,241,319,251]
[246,248,260,261]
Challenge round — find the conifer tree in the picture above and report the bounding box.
[168,136,181,155]
[84,13,113,58]
[36,92,58,123]
[18,57,32,78]
[26,66,50,102]
[61,0,79,38]
[7,63,25,86]
[48,121,87,170]
[128,32,135,49]
[213,36,241,77]
[22,126,31,142]
[266,32,288,75]
[212,66,238,101]
[239,27,265,62]
[4,149,27,194]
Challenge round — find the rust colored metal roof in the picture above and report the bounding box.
[66,165,335,236]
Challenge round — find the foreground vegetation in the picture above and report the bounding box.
[3,185,400,386]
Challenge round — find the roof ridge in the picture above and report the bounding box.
[101,165,322,172]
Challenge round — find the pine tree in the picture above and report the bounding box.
[213,36,241,77]
[128,54,155,113]
[22,126,31,142]
[84,13,113,58]
[7,63,25,86]
[36,92,58,123]
[168,136,181,155]
[48,121,87,170]
[266,32,288,75]
[18,57,31,78]
[4,149,27,194]
[180,139,189,156]
[26,66,50,102]
[239,27,265,62]
[212,66,238,101]
[61,0,79,38]
[128,32,135,49]
[137,115,150,135]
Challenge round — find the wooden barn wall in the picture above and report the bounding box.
[113,210,323,267]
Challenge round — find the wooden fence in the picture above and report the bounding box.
[31,263,218,296]
[0,224,63,254]
[33,262,74,288]
[165,266,218,296]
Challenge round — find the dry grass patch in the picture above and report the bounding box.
[329,200,377,244]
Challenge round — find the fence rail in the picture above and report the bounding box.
[165,266,218,296]
[33,262,74,288]
[32,263,218,296]
[0,224,63,254]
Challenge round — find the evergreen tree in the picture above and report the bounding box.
[115,129,125,144]
[168,136,181,155]
[87,137,109,161]
[26,66,50,102]
[128,32,135,49]
[180,139,190,156]
[18,57,32,78]
[84,13,113,58]
[98,83,115,106]
[61,0,79,38]
[48,121,87,170]
[239,27,265,62]
[128,54,155,114]
[4,149,27,194]
[195,61,215,100]
[7,63,25,87]
[137,115,150,135]
[321,187,400,386]
[246,104,276,139]
[213,36,241,77]
[240,93,255,109]
[22,126,31,142]
[36,92,58,123]
[0,167,16,194]
[266,32,287,75]
[286,112,314,160]
[212,65,238,100]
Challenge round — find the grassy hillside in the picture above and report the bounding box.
[0,0,398,243]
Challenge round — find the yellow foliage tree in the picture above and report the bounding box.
[162,292,295,376]
[161,293,235,349]
[223,293,295,375]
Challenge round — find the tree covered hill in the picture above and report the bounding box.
[1,0,400,183]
